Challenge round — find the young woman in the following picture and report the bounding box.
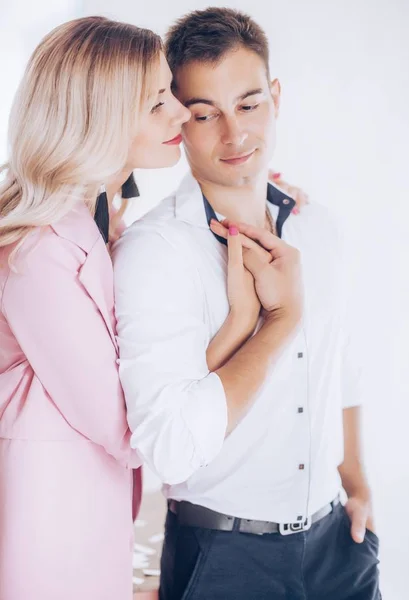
[0,15,306,600]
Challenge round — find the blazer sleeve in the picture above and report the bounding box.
[1,230,139,468]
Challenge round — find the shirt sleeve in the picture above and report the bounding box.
[340,330,363,408]
[2,231,138,467]
[113,225,228,485]
[337,223,363,409]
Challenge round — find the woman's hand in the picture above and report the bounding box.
[268,170,309,215]
[226,225,261,330]
[210,218,301,319]
[206,224,270,372]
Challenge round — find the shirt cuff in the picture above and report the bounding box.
[181,372,228,467]
[342,397,363,409]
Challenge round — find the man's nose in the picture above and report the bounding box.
[221,116,248,146]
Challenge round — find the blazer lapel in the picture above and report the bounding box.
[51,202,119,352]
[78,239,118,352]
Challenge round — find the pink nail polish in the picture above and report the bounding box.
[272,172,282,180]
[292,208,299,215]
[229,226,239,236]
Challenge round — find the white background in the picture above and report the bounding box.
[1,1,408,597]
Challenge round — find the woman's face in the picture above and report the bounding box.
[126,53,191,170]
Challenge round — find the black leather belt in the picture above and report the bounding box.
[168,496,340,536]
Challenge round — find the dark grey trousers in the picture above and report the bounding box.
[159,502,381,600]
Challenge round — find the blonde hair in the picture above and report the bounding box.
[0,16,162,254]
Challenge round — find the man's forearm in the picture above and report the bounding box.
[217,311,299,433]
[338,406,370,498]
[339,406,377,538]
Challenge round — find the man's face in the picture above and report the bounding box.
[174,46,280,188]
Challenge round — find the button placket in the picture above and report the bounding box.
[294,331,311,522]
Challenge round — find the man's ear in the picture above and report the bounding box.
[270,78,281,118]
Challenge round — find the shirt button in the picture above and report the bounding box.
[297,352,303,358]
[298,407,304,414]
[283,198,290,205]
[299,464,305,470]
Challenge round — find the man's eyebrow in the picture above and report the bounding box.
[239,88,264,101]
[184,97,216,108]
[184,88,264,109]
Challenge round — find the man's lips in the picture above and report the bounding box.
[163,133,183,145]
[220,150,256,165]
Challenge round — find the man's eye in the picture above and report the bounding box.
[195,114,216,122]
[241,104,259,111]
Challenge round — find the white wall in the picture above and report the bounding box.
[0,1,83,162]
[2,0,408,596]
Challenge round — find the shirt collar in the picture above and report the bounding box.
[174,172,296,239]
[202,178,296,243]
[174,173,210,227]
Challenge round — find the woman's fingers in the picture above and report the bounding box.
[211,219,257,251]
[227,226,243,270]
[210,220,272,263]
[267,170,310,214]
[242,247,271,278]
[220,219,291,260]
[210,219,228,240]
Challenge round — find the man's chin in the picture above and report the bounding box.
[219,167,263,187]
[191,158,268,188]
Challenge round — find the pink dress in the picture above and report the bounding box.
[0,201,142,600]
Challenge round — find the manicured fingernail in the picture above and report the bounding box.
[292,208,300,215]
[229,226,239,236]
[272,172,281,180]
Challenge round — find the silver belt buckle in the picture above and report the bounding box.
[279,516,311,536]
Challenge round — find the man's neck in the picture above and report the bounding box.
[197,171,269,228]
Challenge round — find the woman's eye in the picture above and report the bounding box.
[151,102,164,114]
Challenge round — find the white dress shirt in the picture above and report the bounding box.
[113,172,361,524]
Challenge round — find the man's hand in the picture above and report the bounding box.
[344,492,375,543]
[339,407,375,544]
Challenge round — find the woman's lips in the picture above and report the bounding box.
[220,150,256,165]
[163,133,183,145]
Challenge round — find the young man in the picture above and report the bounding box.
[113,7,380,600]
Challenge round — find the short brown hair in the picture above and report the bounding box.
[165,7,270,84]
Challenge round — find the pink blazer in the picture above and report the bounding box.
[0,201,141,600]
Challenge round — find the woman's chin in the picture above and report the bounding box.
[160,147,182,168]
[130,147,182,170]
